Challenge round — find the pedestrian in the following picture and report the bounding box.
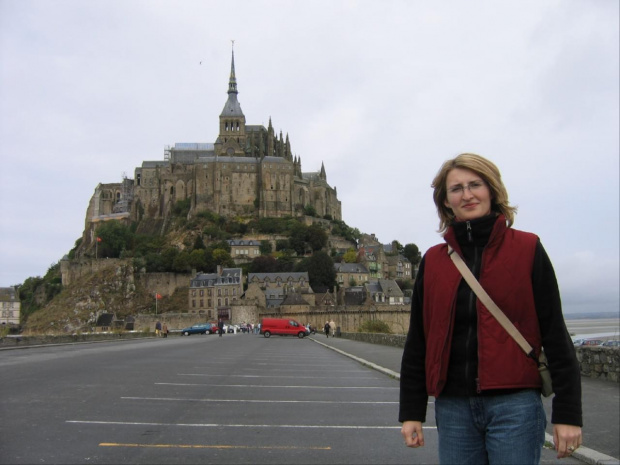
[247,323,252,334]
[324,321,330,338]
[399,153,582,464]
[162,323,168,338]
[218,318,224,337]
[155,321,161,337]
[329,319,336,337]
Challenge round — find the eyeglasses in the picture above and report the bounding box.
[447,180,486,196]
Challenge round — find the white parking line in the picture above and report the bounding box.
[121,396,397,404]
[178,373,376,379]
[68,420,426,430]
[156,383,397,390]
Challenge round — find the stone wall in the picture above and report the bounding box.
[259,305,411,334]
[136,272,192,298]
[60,257,130,286]
[338,332,620,383]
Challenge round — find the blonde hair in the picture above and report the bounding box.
[431,153,517,234]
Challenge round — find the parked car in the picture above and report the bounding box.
[572,339,585,346]
[180,324,214,336]
[581,339,604,346]
[600,340,620,347]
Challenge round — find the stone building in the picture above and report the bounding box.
[81,48,341,249]
[386,254,413,281]
[0,287,20,326]
[358,245,389,280]
[245,272,314,308]
[228,239,261,264]
[189,266,243,321]
[334,262,370,288]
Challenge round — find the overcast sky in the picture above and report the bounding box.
[1,0,618,315]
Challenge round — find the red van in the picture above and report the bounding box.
[260,318,309,338]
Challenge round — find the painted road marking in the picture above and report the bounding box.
[120,396,397,404]
[156,382,397,390]
[179,373,376,378]
[100,442,331,450]
[69,420,426,429]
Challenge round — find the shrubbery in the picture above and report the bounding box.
[357,320,392,334]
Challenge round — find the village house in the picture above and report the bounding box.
[334,262,370,288]
[0,287,20,326]
[245,272,314,308]
[189,266,243,321]
[365,279,405,305]
[386,254,413,281]
[357,245,389,280]
[227,239,261,264]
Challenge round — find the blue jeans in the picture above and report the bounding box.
[435,389,546,465]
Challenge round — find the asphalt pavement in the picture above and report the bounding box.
[309,334,620,465]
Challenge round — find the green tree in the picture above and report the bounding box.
[343,249,358,263]
[212,248,234,268]
[390,240,404,255]
[259,240,272,255]
[95,221,134,258]
[172,250,192,273]
[288,222,309,256]
[193,235,206,250]
[307,224,328,251]
[305,251,337,292]
[189,249,207,271]
[303,204,317,217]
[403,243,422,266]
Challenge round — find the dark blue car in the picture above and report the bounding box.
[180,324,214,336]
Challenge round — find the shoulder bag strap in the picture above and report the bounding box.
[447,246,536,359]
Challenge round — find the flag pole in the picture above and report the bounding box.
[155,292,158,315]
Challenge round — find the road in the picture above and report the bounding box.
[1,334,415,465]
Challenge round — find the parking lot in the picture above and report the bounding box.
[0,334,431,464]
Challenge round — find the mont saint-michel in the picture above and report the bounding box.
[81,48,341,252]
[13,47,419,336]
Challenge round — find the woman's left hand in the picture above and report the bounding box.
[553,424,582,459]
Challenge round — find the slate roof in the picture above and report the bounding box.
[228,239,260,246]
[0,287,18,302]
[343,286,366,305]
[280,293,310,306]
[191,268,243,287]
[334,263,369,273]
[248,272,309,282]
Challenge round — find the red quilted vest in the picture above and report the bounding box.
[423,216,543,397]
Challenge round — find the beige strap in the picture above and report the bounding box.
[447,246,534,357]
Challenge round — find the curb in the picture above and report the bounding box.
[310,337,619,465]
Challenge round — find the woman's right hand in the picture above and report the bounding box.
[401,421,425,448]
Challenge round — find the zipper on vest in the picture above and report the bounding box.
[466,221,473,242]
[466,237,481,395]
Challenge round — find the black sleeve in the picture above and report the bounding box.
[532,240,583,426]
[399,256,430,423]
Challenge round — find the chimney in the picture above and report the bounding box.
[217,265,222,275]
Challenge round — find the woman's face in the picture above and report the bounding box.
[444,168,492,222]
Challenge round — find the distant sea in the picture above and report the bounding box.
[564,313,620,341]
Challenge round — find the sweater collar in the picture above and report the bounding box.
[444,213,507,250]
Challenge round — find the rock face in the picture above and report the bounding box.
[27,260,151,334]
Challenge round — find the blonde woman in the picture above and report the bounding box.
[399,153,582,464]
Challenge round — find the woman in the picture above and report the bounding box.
[399,153,582,464]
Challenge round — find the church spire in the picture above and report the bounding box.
[228,41,238,95]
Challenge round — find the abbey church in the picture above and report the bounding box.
[83,49,342,246]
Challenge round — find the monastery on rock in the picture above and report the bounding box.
[82,48,342,247]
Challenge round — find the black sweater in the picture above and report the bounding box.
[399,215,582,426]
